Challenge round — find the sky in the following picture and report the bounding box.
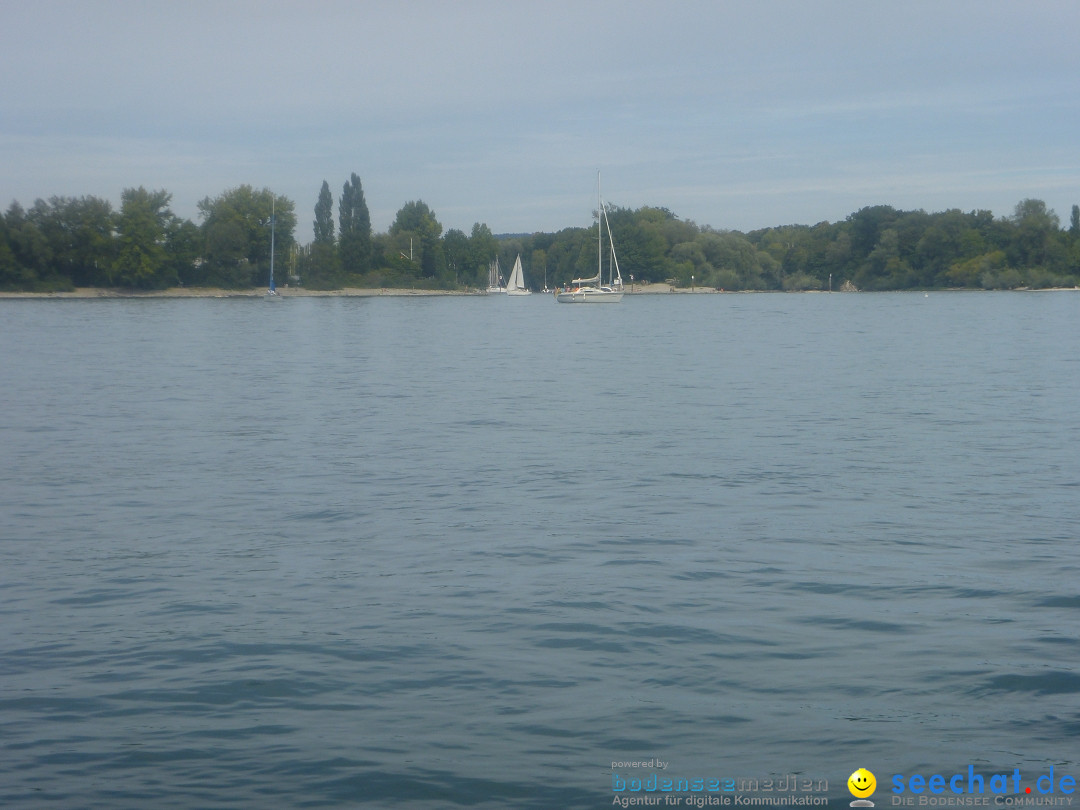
[3,0,1079,241]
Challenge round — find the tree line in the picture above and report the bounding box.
[3,174,1079,292]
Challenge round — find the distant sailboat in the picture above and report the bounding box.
[555,173,623,303]
[505,254,531,296]
[486,256,505,294]
[264,198,282,300]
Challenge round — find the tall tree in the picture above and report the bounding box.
[112,187,173,289]
[308,180,340,287]
[314,180,334,244]
[1009,198,1062,270]
[338,173,372,275]
[0,202,51,289]
[198,185,296,287]
[166,218,203,287]
[1070,204,1079,237]
[468,222,497,287]
[530,248,548,290]
[442,228,469,285]
[28,196,115,286]
[390,200,443,277]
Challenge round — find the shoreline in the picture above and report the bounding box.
[0,284,676,298]
[0,283,1076,299]
[0,286,477,299]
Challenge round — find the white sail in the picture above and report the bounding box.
[506,254,531,295]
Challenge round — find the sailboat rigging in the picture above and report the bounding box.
[555,173,623,303]
[486,256,505,294]
[264,198,281,300]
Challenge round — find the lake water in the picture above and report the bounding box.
[1,291,1078,809]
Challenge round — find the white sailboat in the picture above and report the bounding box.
[486,256,505,294]
[555,173,623,304]
[264,198,282,300]
[505,254,531,295]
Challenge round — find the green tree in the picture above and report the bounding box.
[670,240,710,279]
[166,218,203,286]
[442,228,469,286]
[604,205,669,282]
[0,204,44,289]
[698,231,768,289]
[390,200,443,277]
[1009,198,1064,272]
[112,187,173,289]
[782,271,823,291]
[305,180,341,288]
[0,213,18,287]
[314,180,335,244]
[203,218,248,286]
[847,205,901,259]
[859,228,912,289]
[3,202,59,289]
[198,185,295,287]
[659,216,701,254]
[28,196,115,286]
[339,173,371,275]
[1069,206,1080,275]
[530,248,548,290]
[945,250,1006,288]
[468,222,497,285]
[824,228,852,275]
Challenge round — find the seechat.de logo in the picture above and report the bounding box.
[890,765,1077,797]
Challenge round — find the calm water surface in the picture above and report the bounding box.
[1,292,1078,808]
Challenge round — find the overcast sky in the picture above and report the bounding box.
[3,1,1078,240]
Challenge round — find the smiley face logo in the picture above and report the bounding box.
[848,768,877,798]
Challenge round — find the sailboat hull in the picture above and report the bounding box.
[555,288,623,303]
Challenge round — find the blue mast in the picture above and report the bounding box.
[269,198,276,292]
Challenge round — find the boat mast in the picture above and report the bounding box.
[597,171,602,285]
[600,195,623,287]
[269,197,276,290]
